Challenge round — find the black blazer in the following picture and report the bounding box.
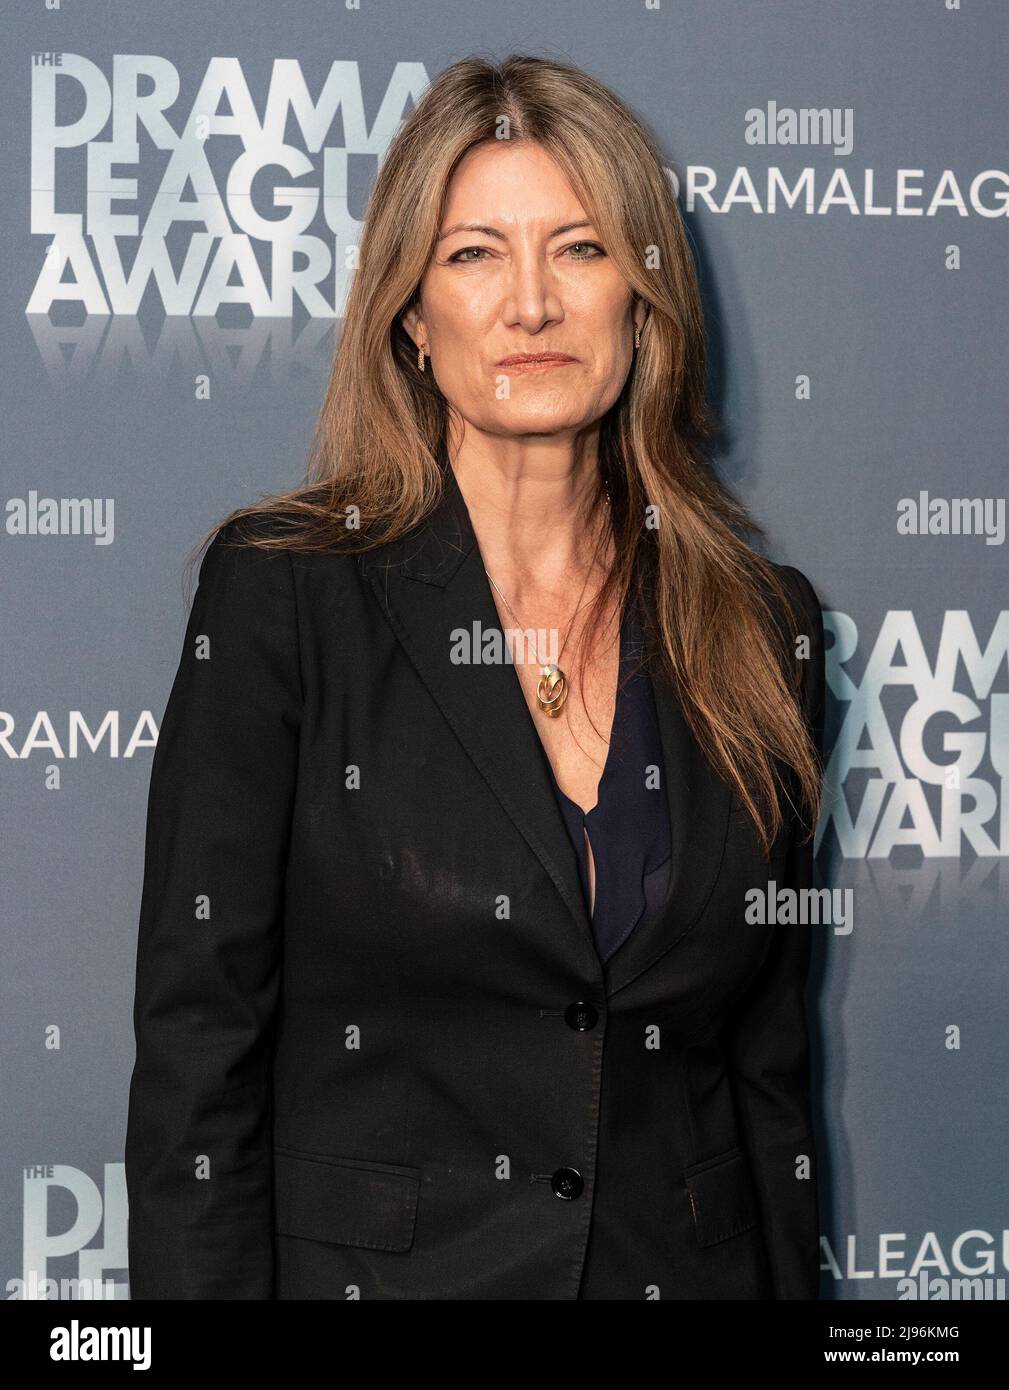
[125,464,826,1301]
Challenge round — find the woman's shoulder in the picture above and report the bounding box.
[186,510,367,651]
[200,507,366,581]
[773,560,819,609]
[195,511,295,593]
[765,561,823,639]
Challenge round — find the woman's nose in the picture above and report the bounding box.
[502,253,563,331]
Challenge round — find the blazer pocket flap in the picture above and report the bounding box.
[273,1148,421,1253]
[684,1147,761,1247]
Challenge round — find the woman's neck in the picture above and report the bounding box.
[447,427,610,601]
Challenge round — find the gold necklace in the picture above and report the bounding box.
[483,485,611,720]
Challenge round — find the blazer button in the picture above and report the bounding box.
[551,1167,584,1200]
[564,1001,598,1031]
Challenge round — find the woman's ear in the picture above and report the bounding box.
[632,296,649,336]
[401,301,425,351]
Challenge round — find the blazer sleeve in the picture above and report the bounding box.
[125,523,303,1299]
[725,563,826,1300]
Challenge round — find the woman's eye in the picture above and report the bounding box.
[447,242,605,264]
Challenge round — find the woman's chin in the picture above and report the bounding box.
[484,406,591,437]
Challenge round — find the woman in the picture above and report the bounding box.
[125,53,825,1301]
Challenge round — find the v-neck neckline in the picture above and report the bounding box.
[552,602,633,821]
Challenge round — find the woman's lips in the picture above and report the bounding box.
[496,353,578,371]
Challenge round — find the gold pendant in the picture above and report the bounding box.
[536,663,569,718]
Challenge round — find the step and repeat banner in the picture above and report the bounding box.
[3,0,1006,1302]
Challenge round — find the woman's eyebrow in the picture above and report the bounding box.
[437,219,595,242]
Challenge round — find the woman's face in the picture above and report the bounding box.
[402,140,646,442]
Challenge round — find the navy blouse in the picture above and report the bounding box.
[546,599,672,962]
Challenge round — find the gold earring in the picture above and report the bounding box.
[418,343,426,372]
[634,324,641,350]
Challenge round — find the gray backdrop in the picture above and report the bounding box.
[3,0,1007,1301]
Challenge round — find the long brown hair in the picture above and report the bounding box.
[188,52,822,857]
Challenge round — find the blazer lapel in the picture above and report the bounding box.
[360,460,734,991]
[359,463,599,975]
[604,654,734,995]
